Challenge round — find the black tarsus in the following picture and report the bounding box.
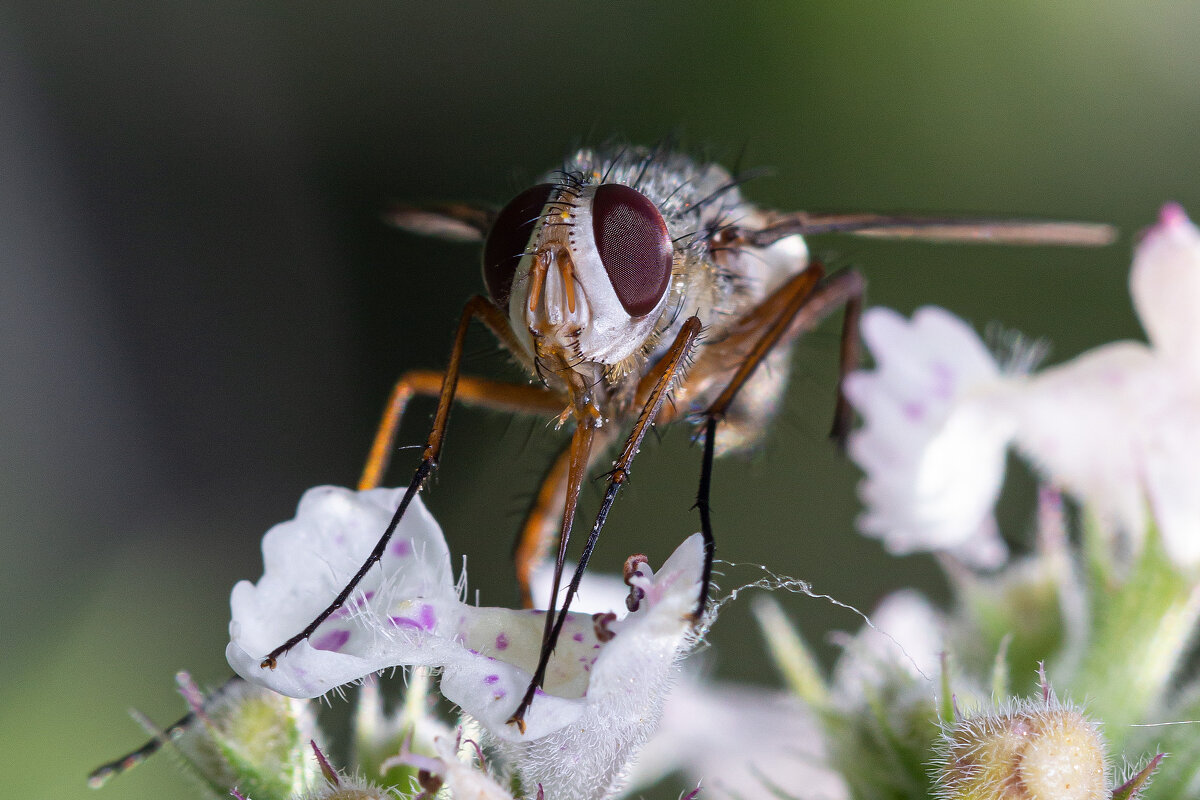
[511,475,625,721]
[260,459,434,667]
[692,416,719,620]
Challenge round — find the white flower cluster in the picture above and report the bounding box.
[847,204,1200,570]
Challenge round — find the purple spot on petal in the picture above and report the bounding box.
[468,648,480,655]
[572,632,584,642]
[390,539,413,558]
[495,633,509,650]
[313,629,350,652]
[484,674,499,684]
[535,688,546,697]
[903,401,924,422]
[593,644,601,649]
[418,604,437,630]
[494,690,506,700]
[392,605,437,632]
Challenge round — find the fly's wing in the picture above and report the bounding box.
[385,203,494,242]
[744,212,1117,248]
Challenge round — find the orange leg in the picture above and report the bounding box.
[262,295,553,668]
[512,440,573,608]
[656,264,864,441]
[358,370,567,491]
[511,422,620,609]
[507,316,704,731]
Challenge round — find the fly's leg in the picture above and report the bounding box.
[506,316,703,732]
[830,273,864,446]
[261,295,561,669]
[358,369,567,491]
[692,264,866,619]
[514,420,598,731]
[512,440,573,608]
[512,424,620,609]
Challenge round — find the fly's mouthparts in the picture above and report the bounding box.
[528,248,590,331]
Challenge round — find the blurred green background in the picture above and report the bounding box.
[2,2,1196,798]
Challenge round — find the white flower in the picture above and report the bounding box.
[845,204,1200,569]
[630,675,849,800]
[843,306,1016,567]
[1012,204,1200,566]
[830,589,944,700]
[226,485,704,800]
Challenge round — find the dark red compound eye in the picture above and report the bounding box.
[482,183,557,306]
[592,184,673,317]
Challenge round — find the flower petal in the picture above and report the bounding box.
[1011,342,1159,551]
[226,487,605,737]
[488,534,705,800]
[1141,399,1200,567]
[630,676,848,800]
[227,486,458,697]
[846,307,1014,566]
[831,589,944,698]
[1131,203,1200,363]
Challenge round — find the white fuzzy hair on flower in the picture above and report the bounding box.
[227,485,704,800]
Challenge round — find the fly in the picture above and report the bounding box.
[256,144,1114,731]
[92,144,1115,785]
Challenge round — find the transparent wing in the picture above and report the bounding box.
[385,203,494,242]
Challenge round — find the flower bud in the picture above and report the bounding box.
[304,776,393,800]
[936,703,1106,800]
[171,673,321,800]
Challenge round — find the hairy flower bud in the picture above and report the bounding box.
[304,778,393,800]
[935,703,1107,800]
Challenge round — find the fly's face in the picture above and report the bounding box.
[482,181,676,395]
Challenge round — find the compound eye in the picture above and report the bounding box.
[483,183,557,306]
[592,184,673,317]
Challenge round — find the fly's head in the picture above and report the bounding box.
[482,179,675,411]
